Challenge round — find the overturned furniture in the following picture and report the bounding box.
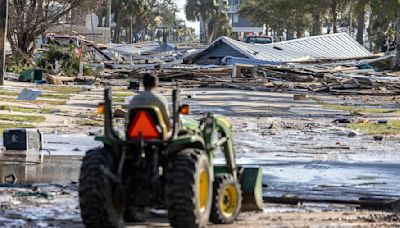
[79,86,263,228]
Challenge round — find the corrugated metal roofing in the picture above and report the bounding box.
[270,33,372,59]
[214,37,312,62]
[108,42,175,56]
[190,33,372,64]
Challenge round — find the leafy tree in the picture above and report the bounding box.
[352,0,369,45]
[7,0,85,59]
[206,1,231,42]
[185,0,231,43]
[111,0,178,43]
[240,0,312,38]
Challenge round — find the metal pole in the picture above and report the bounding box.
[0,0,8,86]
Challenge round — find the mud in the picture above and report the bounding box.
[0,86,400,227]
[186,89,400,201]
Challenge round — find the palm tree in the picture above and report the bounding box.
[112,0,151,43]
[186,0,231,43]
[185,0,215,43]
[207,4,231,43]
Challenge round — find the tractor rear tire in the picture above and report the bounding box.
[210,174,242,224]
[166,148,212,228]
[123,206,148,222]
[79,147,121,228]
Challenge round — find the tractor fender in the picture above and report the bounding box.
[167,135,206,155]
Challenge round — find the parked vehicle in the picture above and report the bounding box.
[244,35,273,44]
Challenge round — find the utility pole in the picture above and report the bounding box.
[0,0,8,86]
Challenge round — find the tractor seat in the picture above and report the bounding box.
[126,106,168,141]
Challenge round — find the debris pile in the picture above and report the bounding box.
[257,60,400,95]
[4,33,400,97]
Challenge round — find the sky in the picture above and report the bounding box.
[174,0,200,35]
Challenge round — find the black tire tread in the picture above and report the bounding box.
[166,148,211,228]
[210,174,242,224]
[79,147,120,228]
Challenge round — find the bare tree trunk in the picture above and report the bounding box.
[128,16,133,43]
[113,13,122,43]
[332,0,338,33]
[395,4,400,69]
[356,8,365,45]
[0,0,8,86]
[296,29,304,38]
[312,13,321,36]
[199,13,207,43]
[286,28,294,40]
[349,5,353,35]
[105,0,111,27]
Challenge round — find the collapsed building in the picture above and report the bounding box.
[185,33,374,65]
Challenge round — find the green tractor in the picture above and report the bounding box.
[78,86,263,228]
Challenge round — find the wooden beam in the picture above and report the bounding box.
[0,0,8,86]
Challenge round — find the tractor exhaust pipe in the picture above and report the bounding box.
[171,84,180,139]
[104,87,119,142]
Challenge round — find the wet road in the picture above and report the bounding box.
[190,89,400,202]
[1,88,399,200]
[0,88,399,227]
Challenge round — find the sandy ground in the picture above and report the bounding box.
[0,81,400,227]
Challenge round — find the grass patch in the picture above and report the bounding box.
[0,97,67,106]
[40,93,71,99]
[37,86,83,94]
[77,119,103,127]
[0,105,56,114]
[113,92,133,98]
[0,89,70,99]
[113,97,128,103]
[349,120,400,135]
[312,98,400,114]
[0,122,35,133]
[0,113,46,122]
[113,87,130,92]
[29,99,67,106]
[0,90,19,96]
[323,104,400,114]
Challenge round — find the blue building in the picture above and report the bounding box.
[228,0,264,40]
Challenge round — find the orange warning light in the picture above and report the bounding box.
[180,105,190,115]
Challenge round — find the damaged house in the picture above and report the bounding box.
[185,33,373,65]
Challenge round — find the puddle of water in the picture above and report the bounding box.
[0,133,100,184]
[0,158,81,184]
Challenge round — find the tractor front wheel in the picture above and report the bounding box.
[166,148,212,228]
[210,174,242,224]
[79,147,122,228]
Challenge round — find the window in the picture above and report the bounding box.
[233,14,239,23]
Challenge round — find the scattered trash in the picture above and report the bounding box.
[348,131,357,138]
[373,136,384,141]
[114,108,127,118]
[293,94,307,100]
[17,88,42,101]
[333,118,352,124]
[14,191,51,199]
[378,120,388,124]
[4,174,18,185]
[128,80,140,91]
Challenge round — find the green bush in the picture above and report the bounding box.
[38,45,90,76]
